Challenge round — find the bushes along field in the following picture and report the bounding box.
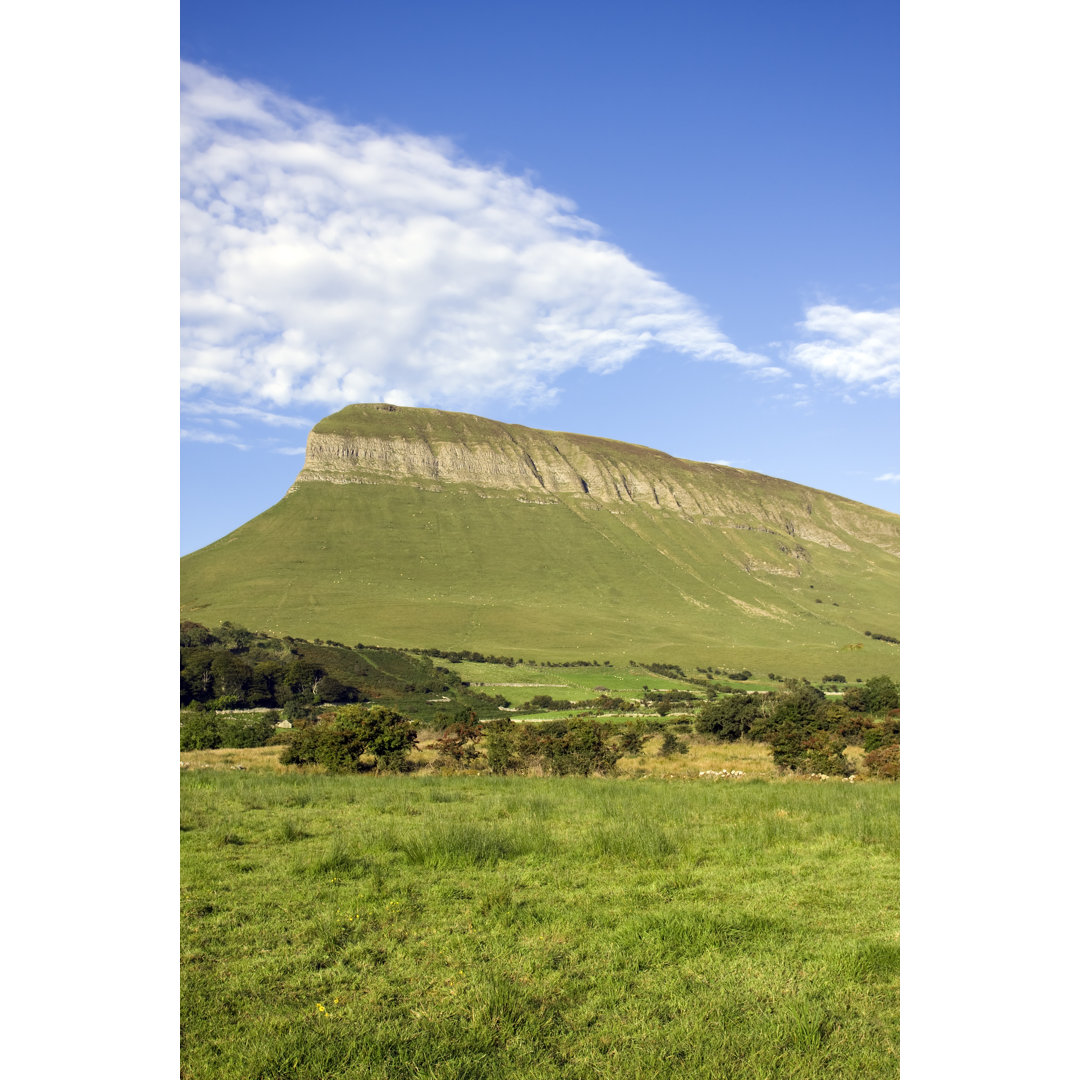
[181,624,900,781]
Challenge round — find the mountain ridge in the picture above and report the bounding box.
[181,404,899,677]
[294,404,898,556]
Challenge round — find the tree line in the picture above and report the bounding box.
[261,675,900,779]
[181,623,899,779]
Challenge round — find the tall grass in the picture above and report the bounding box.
[181,771,898,1079]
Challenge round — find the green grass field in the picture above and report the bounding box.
[181,771,899,1079]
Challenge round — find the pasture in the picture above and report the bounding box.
[181,768,898,1078]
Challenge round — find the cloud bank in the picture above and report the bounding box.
[181,62,764,411]
[789,305,900,395]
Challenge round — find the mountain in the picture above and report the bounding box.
[180,404,899,678]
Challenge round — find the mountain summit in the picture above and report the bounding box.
[181,404,899,676]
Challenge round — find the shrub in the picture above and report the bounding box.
[180,621,216,648]
[216,621,254,651]
[538,718,623,776]
[800,731,853,776]
[696,692,759,741]
[518,694,573,713]
[766,723,803,771]
[279,705,417,772]
[767,725,850,775]
[433,715,483,770]
[207,694,242,712]
[430,706,479,733]
[750,681,826,742]
[658,731,689,757]
[863,743,900,780]
[820,702,874,741]
[863,675,900,714]
[618,721,647,755]
[216,711,277,748]
[863,716,900,753]
[481,717,518,775]
[842,685,869,712]
[180,711,221,751]
[586,694,634,713]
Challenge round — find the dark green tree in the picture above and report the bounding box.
[180,711,221,751]
[279,704,417,772]
[340,705,417,771]
[180,647,217,702]
[696,692,760,740]
[618,721,647,754]
[180,621,216,647]
[482,717,518,775]
[658,731,690,757]
[864,715,900,753]
[863,675,900,714]
[314,675,350,704]
[538,718,622,776]
[282,659,324,701]
[751,680,825,741]
[842,684,869,713]
[209,652,253,701]
[216,621,255,651]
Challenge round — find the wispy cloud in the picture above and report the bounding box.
[182,400,312,427]
[874,472,900,482]
[272,446,308,455]
[181,62,767,412]
[789,304,899,395]
[180,427,249,450]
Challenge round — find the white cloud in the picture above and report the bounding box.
[789,304,900,395]
[874,472,901,482]
[181,62,766,411]
[273,446,308,455]
[181,400,313,427]
[180,427,249,450]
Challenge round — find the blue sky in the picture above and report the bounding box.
[180,0,898,554]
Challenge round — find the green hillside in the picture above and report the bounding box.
[181,405,899,678]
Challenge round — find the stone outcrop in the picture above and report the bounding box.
[290,404,899,556]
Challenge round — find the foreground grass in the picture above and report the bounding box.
[181,772,898,1079]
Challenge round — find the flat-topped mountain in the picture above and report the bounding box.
[181,404,899,677]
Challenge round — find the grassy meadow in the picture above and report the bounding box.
[181,761,898,1079]
[181,480,899,680]
[447,660,725,700]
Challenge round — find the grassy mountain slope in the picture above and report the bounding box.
[181,405,899,678]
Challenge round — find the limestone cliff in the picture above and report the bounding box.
[292,404,899,556]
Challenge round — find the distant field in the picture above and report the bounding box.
[434,659,774,704]
[448,660,695,704]
[181,769,898,1079]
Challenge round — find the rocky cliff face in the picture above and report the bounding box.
[292,404,899,556]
